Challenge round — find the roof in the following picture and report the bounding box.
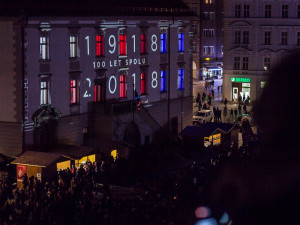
[10,151,67,167]
[0,0,192,17]
[51,145,98,160]
[180,122,236,137]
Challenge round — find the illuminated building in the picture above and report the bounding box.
[223,0,300,102]
[0,0,194,156]
[184,0,224,80]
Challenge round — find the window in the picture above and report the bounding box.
[40,80,50,105]
[234,57,240,70]
[203,12,215,20]
[40,36,49,60]
[192,6,197,14]
[281,32,288,45]
[119,75,126,98]
[192,24,197,34]
[70,36,79,58]
[297,32,300,46]
[203,29,214,38]
[209,46,214,55]
[160,70,167,92]
[178,69,184,90]
[243,31,249,44]
[298,5,300,18]
[203,46,214,56]
[235,31,241,44]
[265,4,271,18]
[119,34,127,56]
[205,0,214,4]
[70,79,79,104]
[160,33,167,53]
[141,73,147,95]
[96,35,104,57]
[192,42,197,53]
[235,5,241,17]
[141,34,147,54]
[264,31,271,45]
[242,57,249,70]
[264,57,270,71]
[282,5,288,18]
[244,4,250,18]
[95,84,103,102]
[178,33,184,52]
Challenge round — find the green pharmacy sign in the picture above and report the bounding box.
[231,77,250,82]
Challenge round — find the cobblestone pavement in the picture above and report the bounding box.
[193,79,252,124]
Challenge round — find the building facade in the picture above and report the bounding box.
[0,1,194,157]
[223,0,300,102]
[200,0,224,80]
[183,0,201,80]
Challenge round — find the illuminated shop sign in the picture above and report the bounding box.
[231,77,250,83]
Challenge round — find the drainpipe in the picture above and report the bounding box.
[21,15,27,153]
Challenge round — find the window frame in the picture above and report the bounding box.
[96,35,104,57]
[70,35,79,58]
[235,4,241,18]
[119,75,127,98]
[160,33,167,53]
[140,34,147,54]
[40,79,50,105]
[70,79,79,104]
[243,31,249,44]
[119,34,127,56]
[234,31,241,44]
[264,31,271,45]
[234,56,240,70]
[264,57,271,71]
[297,32,300,46]
[281,31,288,45]
[265,4,271,18]
[244,4,250,18]
[242,57,249,70]
[160,70,167,92]
[178,33,184,52]
[178,69,184,90]
[141,73,147,95]
[40,36,49,60]
[282,5,288,18]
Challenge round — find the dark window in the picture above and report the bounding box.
[234,57,240,70]
[281,32,288,45]
[243,31,249,44]
[242,57,249,70]
[244,4,250,18]
[235,5,241,17]
[235,31,241,44]
[264,31,271,45]
[282,5,288,18]
[265,5,271,18]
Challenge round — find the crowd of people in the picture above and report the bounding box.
[0,141,259,225]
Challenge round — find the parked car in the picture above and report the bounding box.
[193,110,213,125]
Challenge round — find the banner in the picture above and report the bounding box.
[17,165,27,182]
